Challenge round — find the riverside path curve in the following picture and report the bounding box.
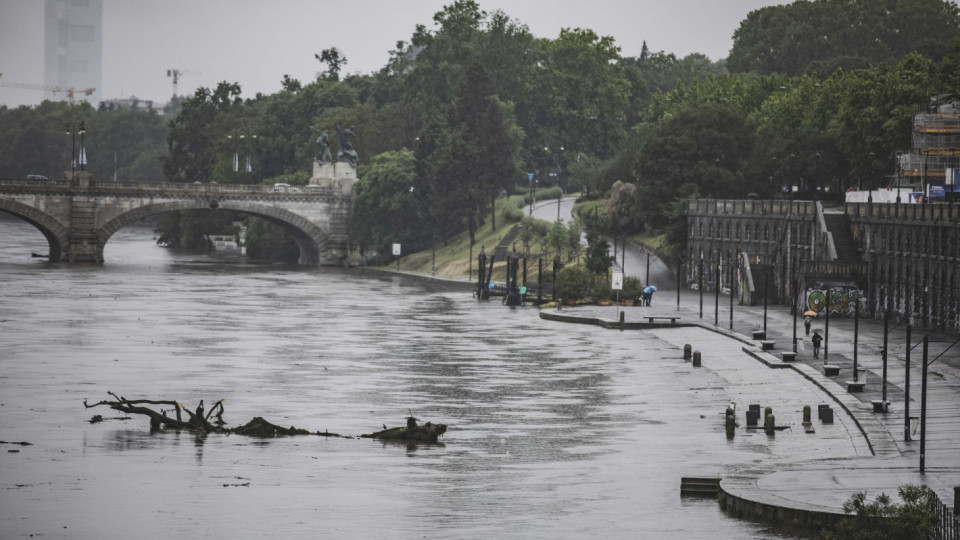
[542,289,960,533]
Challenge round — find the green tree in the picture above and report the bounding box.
[638,102,755,229]
[424,63,521,245]
[728,0,960,77]
[162,82,242,182]
[827,485,939,540]
[315,47,348,82]
[351,149,431,257]
[585,230,612,274]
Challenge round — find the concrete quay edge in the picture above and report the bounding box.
[538,307,910,529]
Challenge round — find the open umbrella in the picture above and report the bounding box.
[643,286,657,294]
[804,310,817,317]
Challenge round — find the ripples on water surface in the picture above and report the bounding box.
[0,215,793,539]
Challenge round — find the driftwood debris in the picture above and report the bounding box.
[83,392,446,443]
[360,416,447,443]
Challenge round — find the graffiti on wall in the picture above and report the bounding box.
[805,288,866,317]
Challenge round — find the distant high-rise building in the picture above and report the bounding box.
[44,0,102,105]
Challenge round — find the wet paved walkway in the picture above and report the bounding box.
[550,290,960,517]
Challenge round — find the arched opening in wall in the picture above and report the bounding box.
[110,209,305,265]
[0,209,64,263]
[102,215,175,264]
[106,201,332,266]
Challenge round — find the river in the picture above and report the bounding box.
[0,213,793,539]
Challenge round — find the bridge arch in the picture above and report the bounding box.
[0,199,69,262]
[98,199,331,265]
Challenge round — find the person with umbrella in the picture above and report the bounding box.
[643,285,657,306]
[803,310,816,335]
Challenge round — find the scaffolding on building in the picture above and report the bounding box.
[898,95,960,193]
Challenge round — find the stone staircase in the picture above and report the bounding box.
[680,476,721,497]
[823,213,859,263]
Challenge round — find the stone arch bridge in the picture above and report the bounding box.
[0,177,356,265]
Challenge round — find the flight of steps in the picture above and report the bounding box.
[680,476,721,497]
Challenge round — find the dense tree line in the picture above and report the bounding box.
[2,0,959,264]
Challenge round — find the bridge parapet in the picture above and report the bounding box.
[0,178,355,265]
[0,178,335,198]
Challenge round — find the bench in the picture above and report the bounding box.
[781,352,797,362]
[760,340,775,351]
[644,316,680,324]
[823,364,840,376]
[846,380,865,392]
[751,330,766,340]
[872,400,889,413]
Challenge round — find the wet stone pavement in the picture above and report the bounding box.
[551,290,960,517]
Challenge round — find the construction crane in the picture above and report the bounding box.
[0,73,95,103]
[166,69,200,98]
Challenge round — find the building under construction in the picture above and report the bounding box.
[897,94,960,200]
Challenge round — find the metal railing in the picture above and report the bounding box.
[929,490,958,540]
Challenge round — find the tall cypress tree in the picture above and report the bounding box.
[427,62,520,244]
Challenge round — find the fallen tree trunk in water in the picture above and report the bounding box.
[360,415,447,443]
[83,392,445,442]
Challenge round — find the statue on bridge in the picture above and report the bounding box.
[335,124,358,167]
[308,127,332,163]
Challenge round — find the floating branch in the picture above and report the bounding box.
[83,392,446,443]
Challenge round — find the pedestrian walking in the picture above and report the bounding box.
[804,315,812,335]
[811,330,822,359]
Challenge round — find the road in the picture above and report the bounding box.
[528,197,676,292]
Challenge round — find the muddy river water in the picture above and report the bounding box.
[0,215,792,539]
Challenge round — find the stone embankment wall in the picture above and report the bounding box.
[686,199,960,331]
[846,202,960,331]
[685,199,827,304]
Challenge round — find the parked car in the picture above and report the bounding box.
[272,183,291,193]
[25,174,48,180]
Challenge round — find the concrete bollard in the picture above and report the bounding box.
[746,404,760,426]
[683,344,692,360]
[692,351,701,367]
[557,298,562,311]
[725,413,736,439]
[764,413,776,435]
[619,311,625,330]
[803,405,811,425]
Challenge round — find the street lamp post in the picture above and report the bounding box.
[699,254,704,319]
[79,121,86,171]
[824,288,831,363]
[896,151,903,203]
[714,252,720,326]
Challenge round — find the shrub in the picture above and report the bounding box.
[622,276,643,301]
[555,266,594,303]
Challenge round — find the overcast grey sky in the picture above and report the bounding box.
[0,0,786,108]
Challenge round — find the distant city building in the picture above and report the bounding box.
[44,0,102,105]
[99,96,167,114]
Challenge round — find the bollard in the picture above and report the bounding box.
[818,404,830,421]
[619,311,625,330]
[557,298,562,311]
[821,407,834,424]
[747,404,760,427]
[803,405,811,425]
[692,351,702,367]
[683,344,692,360]
[725,413,736,439]
[954,486,959,515]
[764,413,776,435]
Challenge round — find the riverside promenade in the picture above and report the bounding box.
[543,290,960,530]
